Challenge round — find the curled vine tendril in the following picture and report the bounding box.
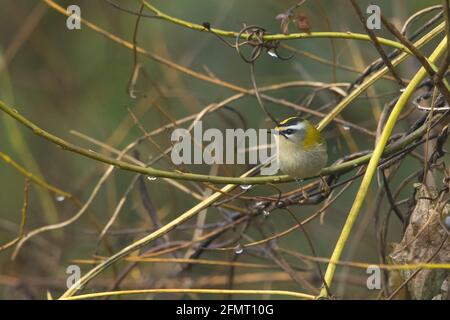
[235,25,293,63]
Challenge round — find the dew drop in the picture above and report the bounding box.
[240,184,253,190]
[343,125,351,131]
[234,244,244,255]
[147,176,157,181]
[346,31,352,34]
[444,216,450,229]
[267,50,278,58]
[400,87,406,93]
[56,195,65,202]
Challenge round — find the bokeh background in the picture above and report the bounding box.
[0,0,446,299]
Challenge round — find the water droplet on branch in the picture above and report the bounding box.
[234,244,244,255]
[267,50,278,58]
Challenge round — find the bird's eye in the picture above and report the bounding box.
[284,129,294,135]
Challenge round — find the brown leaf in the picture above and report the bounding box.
[293,12,311,34]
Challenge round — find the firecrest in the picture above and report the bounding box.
[274,117,327,179]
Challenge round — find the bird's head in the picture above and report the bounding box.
[274,117,324,149]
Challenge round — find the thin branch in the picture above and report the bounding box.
[41,0,445,134]
[0,98,436,185]
[380,13,450,104]
[0,179,30,252]
[435,0,450,84]
[250,63,278,125]
[350,0,405,88]
[135,0,409,50]
[61,288,315,300]
[283,207,331,297]
[318,38,448,298]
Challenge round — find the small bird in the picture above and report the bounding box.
[274,117,327,179]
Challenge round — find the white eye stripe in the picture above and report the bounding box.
[283,122,305,131]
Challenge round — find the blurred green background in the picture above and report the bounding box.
[0,0,444,299]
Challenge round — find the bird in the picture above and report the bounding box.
[273,116,327,179]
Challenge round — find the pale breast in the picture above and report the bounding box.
[276,137,327,178]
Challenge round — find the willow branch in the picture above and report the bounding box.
[61,288,315,300]
[349,0,406,87]
[0,99,435,185]
[381,13,450,104]
[139,0,408,51]
[318,37,448,298]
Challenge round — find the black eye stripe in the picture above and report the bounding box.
[283,129,294,135]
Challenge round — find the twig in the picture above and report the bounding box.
[380,13,450,105]
[350,0,405,88]
[317,21,445,131]
[283,208,331,297]
[318,37,448,298]
[61,288,315,300]
[0,98,436,185]
[435,0,450,85]
[0,179,30,252]
[137,0,408,50]
[127,2,145,99]
[41,0,445,134]
[250,63,278,125]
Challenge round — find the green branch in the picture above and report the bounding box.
[318,21,444,130]
[0,99,432,185]
[141,0,410,52]
[0,151,72,198]
[318,37,448,298]
[61,288,315,300]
